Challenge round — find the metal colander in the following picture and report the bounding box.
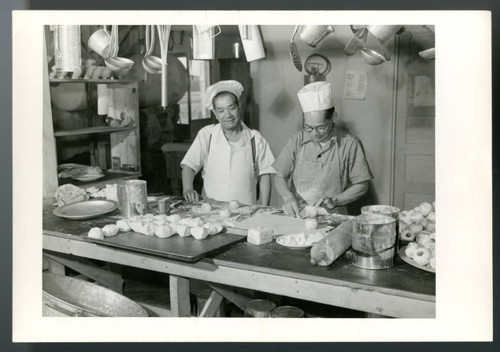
[54,25,81,72]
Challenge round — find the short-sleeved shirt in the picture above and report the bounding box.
[273,126,373,191]
[181,122,276,178]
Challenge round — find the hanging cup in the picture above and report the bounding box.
[297,25,335,47]
[88,29,112,59]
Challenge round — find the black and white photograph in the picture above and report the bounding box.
[12,10,492,343]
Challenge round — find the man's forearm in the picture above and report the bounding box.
[181,166,196,192]
[258,174,272,206]
[335,181,369,206]
[274,172,294,199]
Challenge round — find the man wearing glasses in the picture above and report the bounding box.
[273,81,373,217]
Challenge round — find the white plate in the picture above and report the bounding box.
[53,200,117,220]
[276,233,324,250]
[399,245,435,273]
[72,174,105,182]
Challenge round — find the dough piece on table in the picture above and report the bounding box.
[116,219,131,232]
[176,224,191,238]
[203,222,223,235]
[413,247,431,266]
[191,227,210,240]
[55,184,89,207]
[229,200,240,209]
[188,217,204,228]
[247,227,274,245]
[155,224,176,238]
[305,218,318,230]
[201,203,213,212]
[88,227,104,240]
[219,209,232,218]
[166,214,182,223]
[102,224,119,237]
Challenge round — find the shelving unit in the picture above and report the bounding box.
[49,79,142,188]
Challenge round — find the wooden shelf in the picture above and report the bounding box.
[54,125,137,137]
[49,79,137,84]
[58,171,142,188]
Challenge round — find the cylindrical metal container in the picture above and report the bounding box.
[117,180,148,218]
[244,299,276,317]
[352,213,397,269]
[361,205,401,252]
[271,306,305,318]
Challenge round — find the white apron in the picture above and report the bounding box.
[202,127,257,205]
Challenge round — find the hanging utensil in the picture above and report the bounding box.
[360,47,386,65]
[289,25,302,72]
[157,25,171,109]
[344,27,368,56]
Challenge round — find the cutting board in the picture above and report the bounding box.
[234,213,330,235]
[86,231,245,263]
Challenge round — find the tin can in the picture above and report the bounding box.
[157,197,171,215]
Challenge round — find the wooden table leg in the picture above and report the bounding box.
[45,256,65,275]
[169,275,191,317]
[199,290,224,317]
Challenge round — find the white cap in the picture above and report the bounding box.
[297,81,334,113]
[204,80,244,110]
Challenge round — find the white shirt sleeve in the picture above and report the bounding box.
[254,132,276,175]
[180,125,213,173]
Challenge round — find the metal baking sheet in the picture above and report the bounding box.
[87,231,245,263]
[53,200,118,220]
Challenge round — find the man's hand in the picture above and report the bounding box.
[183,189,200,202]
[282,195,301,218]
[314,197,339,210]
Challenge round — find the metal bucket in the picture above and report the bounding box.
[43,273,148,317]
[351,214,397,269]
[117,180,148,218]
[244,299,276,317]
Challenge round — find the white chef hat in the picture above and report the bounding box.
[204,80,244,110]
[297,81,335,113]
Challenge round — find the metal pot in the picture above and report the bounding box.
[297,25,335,47]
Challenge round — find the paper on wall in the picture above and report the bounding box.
[343,70,368,100]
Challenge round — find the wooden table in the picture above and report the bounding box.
[42,205,435,318]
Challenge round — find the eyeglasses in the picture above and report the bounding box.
[303,122,330,133]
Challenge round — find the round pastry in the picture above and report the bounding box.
[116,219,131,232]
[229,200,240,209]
[400,229,416,242]
[416,231,431,246]
[219,209,232,218]
[412,247,431,266]
[201,203,213,212]
[404,242,420,258]
[191,226,210,240]
[176,224,191,237]
[155,224,176,238]
[102,224,119,237]
[88,227,104,240]
[429,256,436,269]
[305,218,318,230]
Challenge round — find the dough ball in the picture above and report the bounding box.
[426,222,436,232]
[154,214,168,221]
[166,214,182,223]
[400,229,416,242]
[176,224,191,238]
[229,200,240,209]
[116,219,131,232]
[412,247,431,266]
[88,227,104,240]
[409,211,424,224]
[429,256,436,269]
[219,209,232,218]
[417,202,433,217]
[155,224,176,238]
[405,242,420,258]
[191,226,210,240]
[102,224,119,237]
[188,217,204,228]
[203,222,223,235]
[427,212,436,222]
[303,206,317,218]
[129,220,144,233]
[409,224,423,234]
[201,203,213,212]
[305,218,318,230]
[416,231,431,246]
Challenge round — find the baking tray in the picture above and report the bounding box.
[86,230,245,263]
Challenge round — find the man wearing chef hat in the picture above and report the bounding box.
[273,81,373,217]
[181,80,276,205]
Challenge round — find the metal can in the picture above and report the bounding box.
[158,197,171,215]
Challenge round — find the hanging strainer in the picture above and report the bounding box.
[54,25,81,72]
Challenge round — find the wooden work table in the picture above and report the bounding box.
[42,203,435,318]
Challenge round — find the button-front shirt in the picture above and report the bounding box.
[273,126,373,190]
[181,122,276,178]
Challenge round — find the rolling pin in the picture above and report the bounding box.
[310,220,353,266]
